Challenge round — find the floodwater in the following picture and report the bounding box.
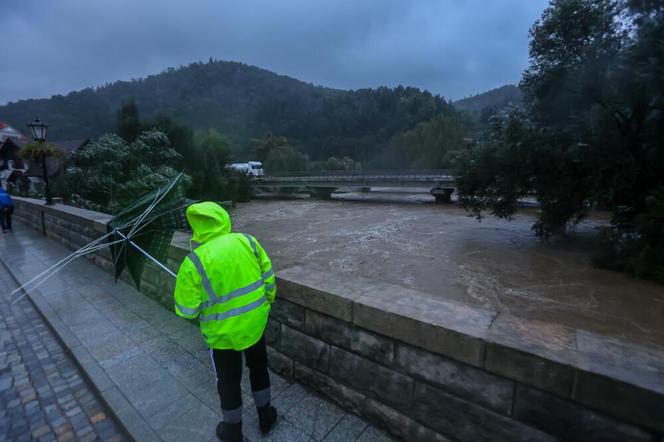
[232,189,664,348]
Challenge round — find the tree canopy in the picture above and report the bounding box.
[59,131,183,213]
[456,0,664,281]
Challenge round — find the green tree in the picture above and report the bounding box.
[456,108,590,235]
[150,114,197,172]
[385,114,470,170]
[189,129,238,200]
[264,145,308,173]
[253,132,290,163]
[61,131,183,213]
[251,132,308,173]
[197,128,232,168]
[116,101,142,142]
[456,0,664,281]
[309,156,362,172]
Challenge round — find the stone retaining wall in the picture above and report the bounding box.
[13,197,664,442]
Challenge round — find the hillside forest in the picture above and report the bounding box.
[0,61,479,172]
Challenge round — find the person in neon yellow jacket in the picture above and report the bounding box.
[174,202,277,442]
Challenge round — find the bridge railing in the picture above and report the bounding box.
[259,169,456,179]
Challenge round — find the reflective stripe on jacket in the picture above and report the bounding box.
[174,202,276,350]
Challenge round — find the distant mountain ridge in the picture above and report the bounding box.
[454,84,522,114]
[0,59,456,161]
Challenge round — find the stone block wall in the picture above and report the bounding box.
[12,197,114,269]
[12,197,664,441]
[267,266,663,442]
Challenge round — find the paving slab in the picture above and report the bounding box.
[1,223,394,441]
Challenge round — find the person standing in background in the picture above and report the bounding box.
[0,188,14,233]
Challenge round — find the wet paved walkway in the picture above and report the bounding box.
[0,223,394,442]
[0,260,127,441]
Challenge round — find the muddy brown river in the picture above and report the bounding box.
[231,190,664,349]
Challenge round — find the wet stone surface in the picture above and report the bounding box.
[0,263,127,442]
[1,224,396,442]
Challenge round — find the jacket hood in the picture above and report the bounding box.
[186,202,232,244]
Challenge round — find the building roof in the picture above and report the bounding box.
[20,139,89,178]
[0,137,25,159]
[0,122,25,142]
[23,157,61,178]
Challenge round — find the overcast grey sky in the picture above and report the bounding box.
[0,0,548,105]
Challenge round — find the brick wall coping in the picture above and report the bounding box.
[13,197,111,233]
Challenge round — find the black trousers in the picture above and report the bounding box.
[210,334,271,424]
[1,207,13,231]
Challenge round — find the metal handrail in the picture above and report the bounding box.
[260,169,456,179]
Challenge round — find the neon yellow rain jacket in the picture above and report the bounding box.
[173,202,276,350]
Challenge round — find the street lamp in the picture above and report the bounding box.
[27,116,48,142]
[26,117,53,205]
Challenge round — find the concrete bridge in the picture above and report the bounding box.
[251,169,457,202]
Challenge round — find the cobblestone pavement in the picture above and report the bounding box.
[0,262,127,442]
[0,223,396,441]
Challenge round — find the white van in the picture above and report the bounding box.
[227,161,264,177]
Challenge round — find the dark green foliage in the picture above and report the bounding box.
[456,0,664,281]
[253,132,290,164]
[18,141,64,160]
[188,128,251,201]
[149,113,196,172]
[0,61,454,164]
[383,114,471,170]
[309,156,362,172]
[454,85,523,127]
[60,131,183,213]
[248,132,306,173]
[117,102,141,142]
[115,106,249,203]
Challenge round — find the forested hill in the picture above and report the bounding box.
[454,84,522,114]
[0,59,456,161]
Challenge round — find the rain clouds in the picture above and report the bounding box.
[0,0,548,104]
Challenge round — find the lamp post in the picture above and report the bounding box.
[26,117,53,205]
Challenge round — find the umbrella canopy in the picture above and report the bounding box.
[107,173,192,288]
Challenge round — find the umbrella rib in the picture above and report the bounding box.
[125,172,183,239]
[8,230,115,298]
[11,172,187,303]
[11,238,126,304]
[115,231,177,278]
[126,199,195,239]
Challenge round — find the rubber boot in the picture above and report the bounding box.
[257,405,277,434]
[216,421,243,442]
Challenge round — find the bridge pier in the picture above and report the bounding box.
[307,187,336,199]
[431,187,454,203]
